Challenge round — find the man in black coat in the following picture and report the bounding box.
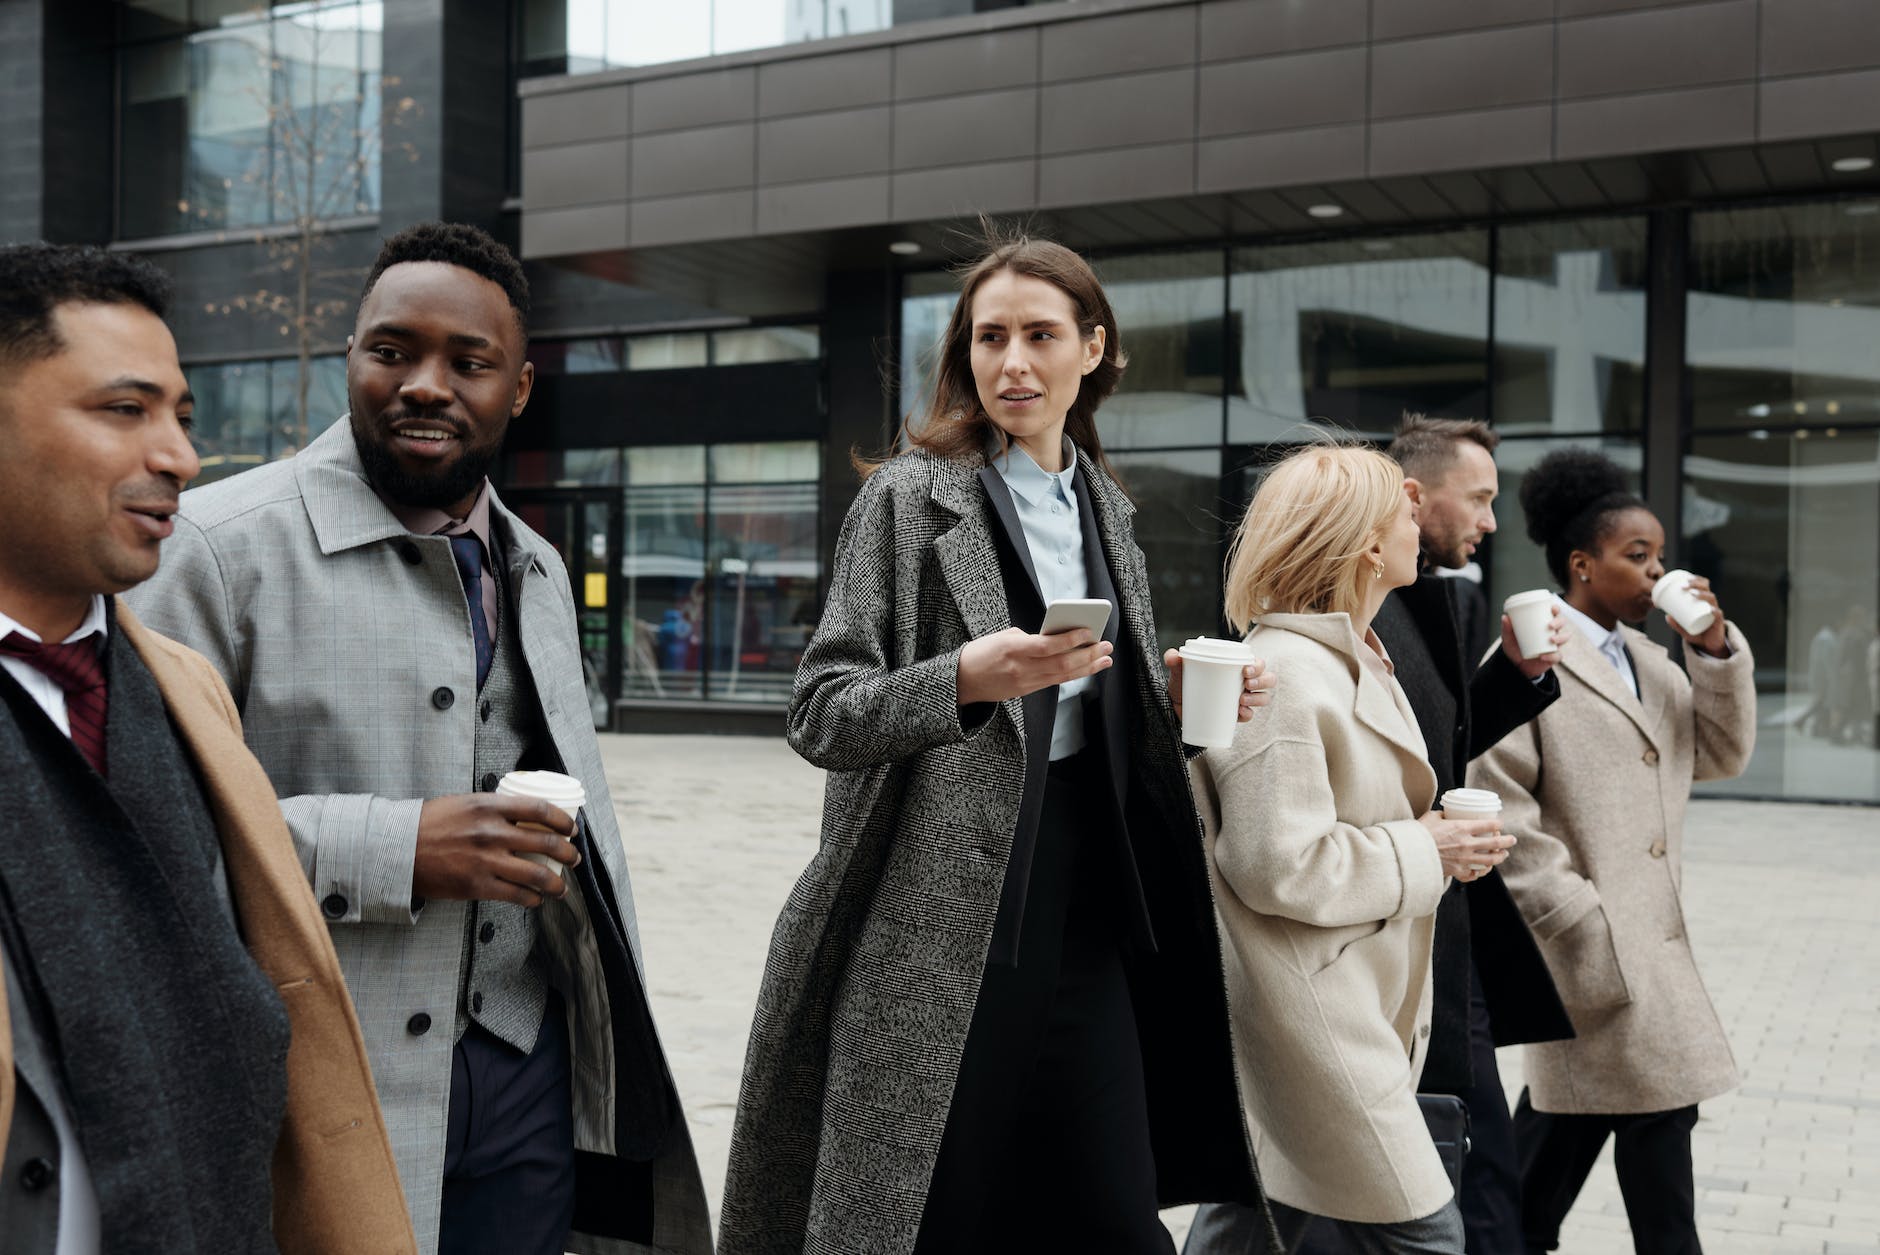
[1373,415,1576,1254]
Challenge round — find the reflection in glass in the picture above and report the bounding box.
[1684,429,1879,803]
[1096,250,1225,450]
[1110,448,1225,649]
[1493,217,1647,436]
[1689,200,1880,432]
[189,354,346,484]
[1228,231,1490,443]
[622,475,706,702]
[709,480,819,703]
[518,0,893,76]
[1485,436,1644,612]
[627,334,709,371]
[713,325,820,365]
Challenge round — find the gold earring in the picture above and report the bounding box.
[1372,559,1385,580]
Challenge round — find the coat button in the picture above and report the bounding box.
[471,991,484,1014]
[1642,748,1659,766]
[397,540,422,566]
[19,1157,54,1191]
[321,892,348,919]
[1418,1023,1430,1039]
[407,1012,432,1036]
[1649,840,1667,858]
[479,922,496,943]
[432,686,455,710]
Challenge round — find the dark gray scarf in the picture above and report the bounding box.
[0,613,290,1252]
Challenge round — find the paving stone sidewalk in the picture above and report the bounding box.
[600,733,1880,1253]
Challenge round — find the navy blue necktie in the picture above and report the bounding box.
[449,535,493,690]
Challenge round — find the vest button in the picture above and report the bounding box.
[481,772,498,792]
[321,893,348,919]
[432,686,455,710]
[19,1157,54,1192]
[406,1012,432,1036]
[479,921,496,944]
[480,701,491,723]
[397,540,422,566]
[471,991,484,1014]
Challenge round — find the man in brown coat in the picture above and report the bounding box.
[0,242,413,1253]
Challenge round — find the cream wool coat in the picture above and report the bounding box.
[1194,612,1452,1225]
[1467,619,1755,1115]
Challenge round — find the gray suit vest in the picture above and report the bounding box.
[457,549,550,1052]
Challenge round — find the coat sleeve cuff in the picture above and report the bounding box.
[285,794,425,925]
[1384,818,1447,919]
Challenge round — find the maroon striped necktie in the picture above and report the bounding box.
[1,631,109,776]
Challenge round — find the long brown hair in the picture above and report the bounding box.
[861,230,1127,480]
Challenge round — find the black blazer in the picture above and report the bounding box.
[1373,575,1575,1090]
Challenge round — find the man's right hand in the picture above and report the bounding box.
[411,793,580,908]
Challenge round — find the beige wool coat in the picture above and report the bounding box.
[1194,612,1453,1225]
[1467,618,1755,1115]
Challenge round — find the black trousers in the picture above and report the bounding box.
[1451,963,1523,1255]
[439,992,578,1255]
[914,759,1172,1255]
[1514,1090,1701,1255]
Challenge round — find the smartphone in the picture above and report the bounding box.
[1039,598,1113,639]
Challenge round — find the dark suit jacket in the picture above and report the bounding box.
[1372,575,1575,1090]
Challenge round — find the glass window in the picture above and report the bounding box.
[1109,448,1225,650]
[516,0,897,76]
[188,353,346,484]
[564,337,629,374]
[898,271,958,433]
[1228,230,1491,444]
[710,440,818,483]
[1689,200,1880,432]
[707,478,819,703]
[627,333,708,371]
[713,325,820,365]
[1492,217,1648,437]
[117,0,382,238]
[1484,435,1645,609]
[621,451,706,700]
[1096,250,1226,451]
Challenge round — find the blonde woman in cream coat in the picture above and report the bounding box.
[1182,445,1517,1255]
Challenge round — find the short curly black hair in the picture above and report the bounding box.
[0,242,173,368]
[1519,447,1649,587]
[359,221,530,338]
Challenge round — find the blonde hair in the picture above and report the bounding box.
[1223,443,1407,632]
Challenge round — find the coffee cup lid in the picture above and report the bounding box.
[496,769,586,810]
[1179,636,1255,664]
[1502,589,1554,611]
[1652,570,1696,598]
[1441,787,1501,811]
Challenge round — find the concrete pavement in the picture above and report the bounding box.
[599,733,1880,1253]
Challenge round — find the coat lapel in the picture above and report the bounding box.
[1075,450,1160,686]
[1619,626,1672,748]
[976,465,1044,612]
[929,455,1012,647]
[1558,629,1664,748]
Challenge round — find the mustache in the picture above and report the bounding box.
[113,478,183,514]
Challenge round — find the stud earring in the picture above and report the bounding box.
[1580,573,1590,582]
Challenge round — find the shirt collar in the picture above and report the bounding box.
[380,479,495,553]
[1558,596,1623,655]
[0,595,109,646]
[989,434,1077,508]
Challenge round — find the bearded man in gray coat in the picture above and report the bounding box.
[130,223,709,1255]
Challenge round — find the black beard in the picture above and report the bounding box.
[351,414,504,511]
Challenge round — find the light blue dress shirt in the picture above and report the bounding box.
[992,436,1092,760]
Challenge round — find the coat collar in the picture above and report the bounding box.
[1253,610,1434,773]
[1556,622,1670,749]
[292,417,543,583]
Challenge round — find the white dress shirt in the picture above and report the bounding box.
[0,596,107,1255]
[1558,597,1640,699]
[991,436,1092,760]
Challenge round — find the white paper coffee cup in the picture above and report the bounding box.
[495,769,585,877]
[1178,636,1255,749]
[1442,787,1502,876]
[1651,569,1716,635]
[1441,787,1502,822]
[1503,590,1556,659]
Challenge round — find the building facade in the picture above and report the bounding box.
[4,0,1877,801]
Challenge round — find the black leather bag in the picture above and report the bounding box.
[1418,1094,1472,1191]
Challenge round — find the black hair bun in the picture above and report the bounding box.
[1520,448,1631,548]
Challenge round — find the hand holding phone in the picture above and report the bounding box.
[1039,598,1112,639]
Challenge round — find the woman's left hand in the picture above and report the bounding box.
[1667,575,1731,657]
[1164,650,1276,723]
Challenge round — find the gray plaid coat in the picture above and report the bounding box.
[128,420,712,1255]
[718,447,1262,1255]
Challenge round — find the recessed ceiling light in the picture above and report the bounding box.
[1362,239,1395,252]
[1831,156,1875,173]
[888,240,921,255]
[1306,203,1344,219]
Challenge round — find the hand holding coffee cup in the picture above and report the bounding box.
[496,770,587,878]
[1421,788,1515,881]
[1174,637,1260,747]
[412,785,580,908]
[1165,647,1276,723]
[1502,591,1566,677]
[1652,570,1730,655]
